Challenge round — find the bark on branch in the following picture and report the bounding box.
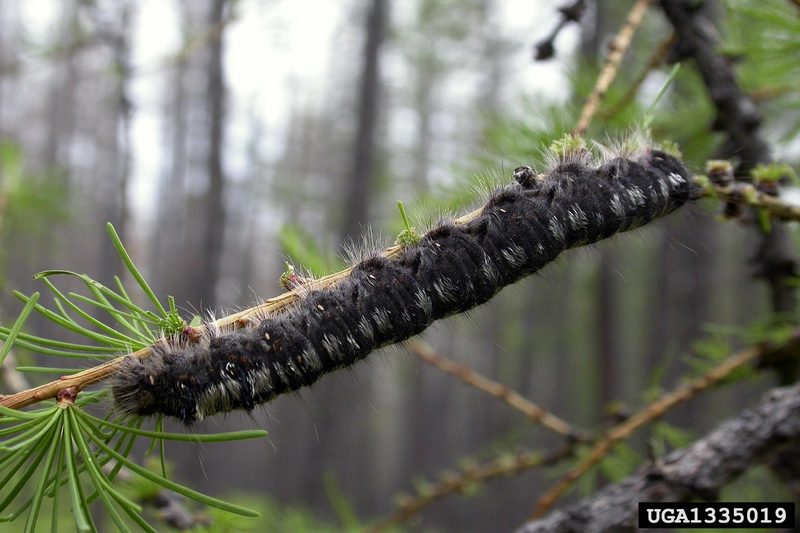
[517,383,800,533]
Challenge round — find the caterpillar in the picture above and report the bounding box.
[112,144,698,424]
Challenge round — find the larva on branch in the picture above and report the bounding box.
[112,145,698,424]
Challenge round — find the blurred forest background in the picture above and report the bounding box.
[0,0,799,531]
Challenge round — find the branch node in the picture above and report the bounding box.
[56,386,78,405]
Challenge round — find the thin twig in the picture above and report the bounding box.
[573,0,652,136]
[531,339,779,518]
[707,182,800,223]
[600,33,677,120]
[408,339,586,440]
[388,334,778,533]
[533,0,586,61]
[371,446,573,532]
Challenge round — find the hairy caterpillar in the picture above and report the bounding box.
[112,146,697,424]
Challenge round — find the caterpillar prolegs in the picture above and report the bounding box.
[112,147,698,424]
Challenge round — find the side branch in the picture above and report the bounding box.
[531,330,800,518]
[531,347,758,517]
[601,33,677,120]
[660,0,768,167]
[660,0,798,343]
[518,382,800,533]
[708,181,800,223]
[573,0,652,136]
[409,339,586,440]
[372,447,572,533]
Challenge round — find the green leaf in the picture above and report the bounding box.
[66,292,155,341]
[157,416,167,478]
[324,472,360,529]
[16,367,81,374]
[1,408,62,452]
[106,222,167,316]
[50,424,66,533]
[548,133,586,159]
[0,140,23,189]
[653,421,694,449]
[113,275,163,324]
[0,335,111,359]
[0,418,41,438]
[0,326,115,352]
[598,441,640,483]
[82,419,141,505]
[394,201,421,246]
[62,415,93,532]
[644,63,681,128]
[0,403,51,421]
[23,411,63,533]
[0,422,57,512]
[37,278,145,347]
[81,410,267,442]
[12,291,129,350]
[85,429,260,518]
[0,292,39,367]
[66,409,135,533]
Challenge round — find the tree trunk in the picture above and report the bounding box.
[98,2,133,282]
[597,248,617,408]
[340,0,387,243]
[43,1,79,178]
[198,0,228,309]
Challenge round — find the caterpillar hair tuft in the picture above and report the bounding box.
[339,226,387,267]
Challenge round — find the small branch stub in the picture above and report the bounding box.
[279,262,310,291]
[706,160,734,186]
[180,324,203,343]
[56,386,79,406]
[533,0,586,61]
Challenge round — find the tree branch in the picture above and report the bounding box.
[660,0,798,382]
[372,447,572,532]
[573,0,653,136]
[533,0,586,61]
[1,175,515,410]
[703,180,800,223]
[518,382,800,533]
[408,339,586,440]
[531,330,800,518]
[660,0,767,167]
[600,33,677,120]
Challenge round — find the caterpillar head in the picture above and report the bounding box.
[111,349,201,424]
